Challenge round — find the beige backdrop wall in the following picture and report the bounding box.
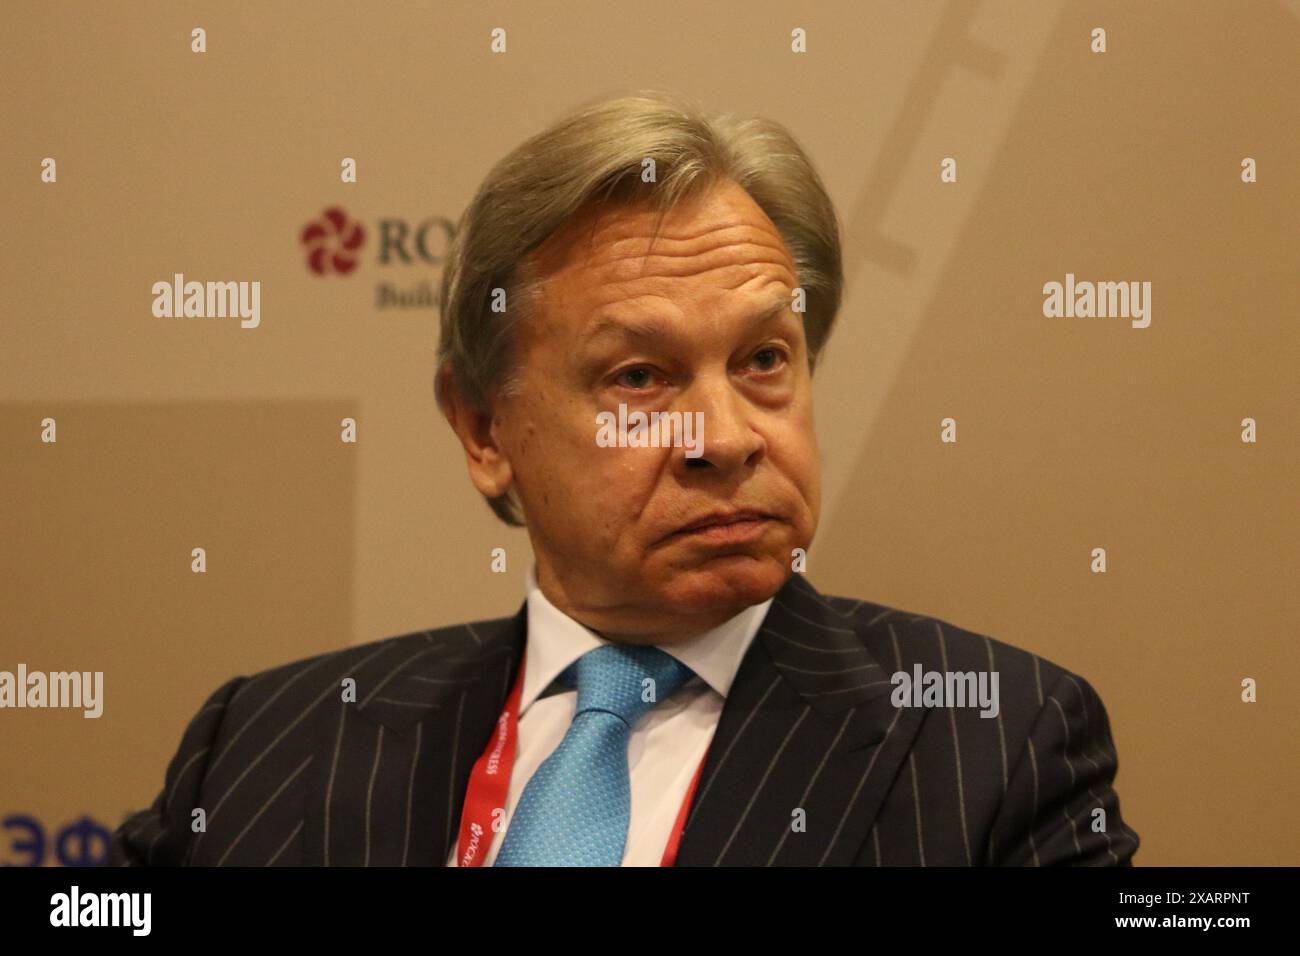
[2,0,1296,867]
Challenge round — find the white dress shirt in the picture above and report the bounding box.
[447,564,773,866]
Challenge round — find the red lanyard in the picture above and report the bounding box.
[455,649,706,867]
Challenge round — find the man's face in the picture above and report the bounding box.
[473,179,821,640]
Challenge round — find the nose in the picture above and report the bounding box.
[674,371,766,476]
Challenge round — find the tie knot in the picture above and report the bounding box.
[558,643,694,727]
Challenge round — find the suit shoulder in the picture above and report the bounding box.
[219,616,513,716]
[822,591,1074,693]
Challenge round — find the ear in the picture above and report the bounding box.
[436,365,514,501]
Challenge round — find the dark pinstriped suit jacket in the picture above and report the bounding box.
[110,574,1139,866]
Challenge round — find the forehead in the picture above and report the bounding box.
[523,180,800,329]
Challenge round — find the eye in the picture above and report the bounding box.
[615,365,656,389]
[750,347,787,372]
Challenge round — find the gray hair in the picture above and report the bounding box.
[436,88,844,527]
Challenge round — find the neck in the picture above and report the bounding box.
[531,565,752,645]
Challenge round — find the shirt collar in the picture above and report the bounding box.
[520,563,773,715]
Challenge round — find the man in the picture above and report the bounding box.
[111,90,1139,867]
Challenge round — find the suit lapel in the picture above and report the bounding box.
[300,607,526,866]
[674,574,926,866]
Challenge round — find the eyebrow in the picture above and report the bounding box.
[583,296,795,346]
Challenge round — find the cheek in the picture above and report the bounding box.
[782,407,819,472]
[591,449,668,518]
[514,407,662,518]
[773,420,821,516]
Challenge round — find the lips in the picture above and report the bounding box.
[673,509,775,535]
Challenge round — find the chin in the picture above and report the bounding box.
[654,554,789,615]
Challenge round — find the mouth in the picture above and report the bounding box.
[669,509,780,544]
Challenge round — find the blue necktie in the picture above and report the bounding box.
[494,643,695,866]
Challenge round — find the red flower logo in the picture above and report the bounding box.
[300,207,365,275]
